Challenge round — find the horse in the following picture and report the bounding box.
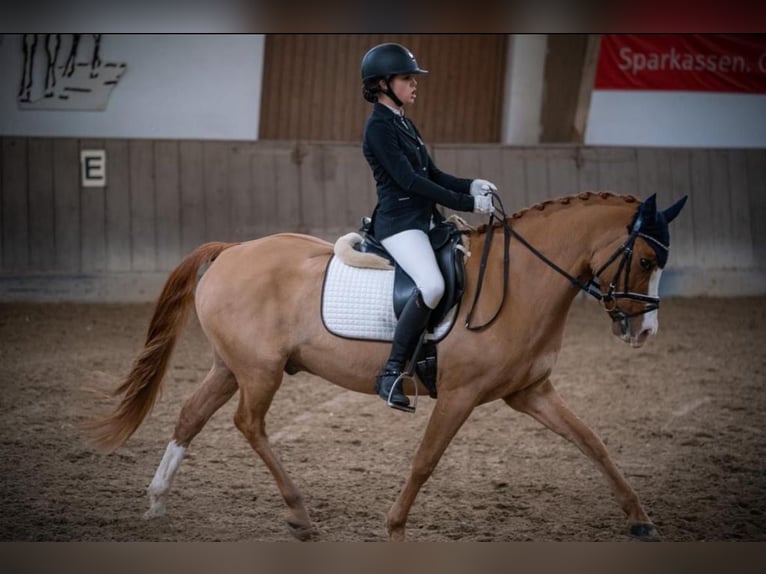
[84,191,687,541]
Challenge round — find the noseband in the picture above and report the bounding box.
[583,214,662,330]
[465,195,663,332]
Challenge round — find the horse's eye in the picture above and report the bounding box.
[639,258,653,271]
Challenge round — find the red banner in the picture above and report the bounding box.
[595,34,766,93]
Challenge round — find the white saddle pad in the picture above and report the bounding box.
[321,256,456,342]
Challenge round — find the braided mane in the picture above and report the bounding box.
[474,191,640,235]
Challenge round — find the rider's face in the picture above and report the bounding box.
[380,74,418,107]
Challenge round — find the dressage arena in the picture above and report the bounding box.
[2,33,765,545]
[1,295,763,541]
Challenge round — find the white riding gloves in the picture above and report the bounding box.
[470,179,498,197]
[473,194,495,214]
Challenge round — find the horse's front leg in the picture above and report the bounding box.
[505,379,660,541]
[387,390,476,541]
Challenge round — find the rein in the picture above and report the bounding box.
[464,194,661,332]
[464,209,510,331]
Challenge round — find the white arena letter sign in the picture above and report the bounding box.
[81,150,107,187]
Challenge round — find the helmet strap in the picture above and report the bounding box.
[382,77,404,107]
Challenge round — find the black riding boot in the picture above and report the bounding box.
[376,290,432,412]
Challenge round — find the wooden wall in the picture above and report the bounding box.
[1,137,765,298]
[259,34,507,143]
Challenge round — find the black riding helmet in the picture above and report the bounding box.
[360,43,428,105]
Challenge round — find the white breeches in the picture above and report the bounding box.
[381,229,444,310]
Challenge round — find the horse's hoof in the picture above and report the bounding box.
[387,527,406,542]
[287,521,316,541]
[629,522,661,541]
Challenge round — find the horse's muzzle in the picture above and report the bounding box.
[611,314,657,348]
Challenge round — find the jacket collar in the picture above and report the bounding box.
[374,102,419,143]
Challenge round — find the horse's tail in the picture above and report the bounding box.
[82,241,238,453]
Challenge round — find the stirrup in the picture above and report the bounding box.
[386,372,417,413]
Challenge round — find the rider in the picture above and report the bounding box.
[361,42,497,412]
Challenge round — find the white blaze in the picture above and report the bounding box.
[640,269,663,336]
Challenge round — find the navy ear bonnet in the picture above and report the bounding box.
[628,194,688,268]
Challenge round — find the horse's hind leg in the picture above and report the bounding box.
[144,354,238,519]
[233,366,314,541]
[504,379,661,541]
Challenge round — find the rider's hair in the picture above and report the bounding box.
[362,77,383,103]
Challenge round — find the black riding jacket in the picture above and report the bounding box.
[362,103,474,240]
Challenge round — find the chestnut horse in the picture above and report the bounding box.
[85,191,687,541]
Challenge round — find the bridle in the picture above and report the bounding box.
[465,193,664,332]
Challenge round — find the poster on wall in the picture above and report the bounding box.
[586,34,766,147]
[595,34,766,94]
[17,34,127,111]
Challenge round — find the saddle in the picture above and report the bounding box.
[354,218,469,398]
[356,217,467,328]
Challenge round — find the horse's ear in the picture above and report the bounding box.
[662,195,688,224]
[640,193,658,220]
